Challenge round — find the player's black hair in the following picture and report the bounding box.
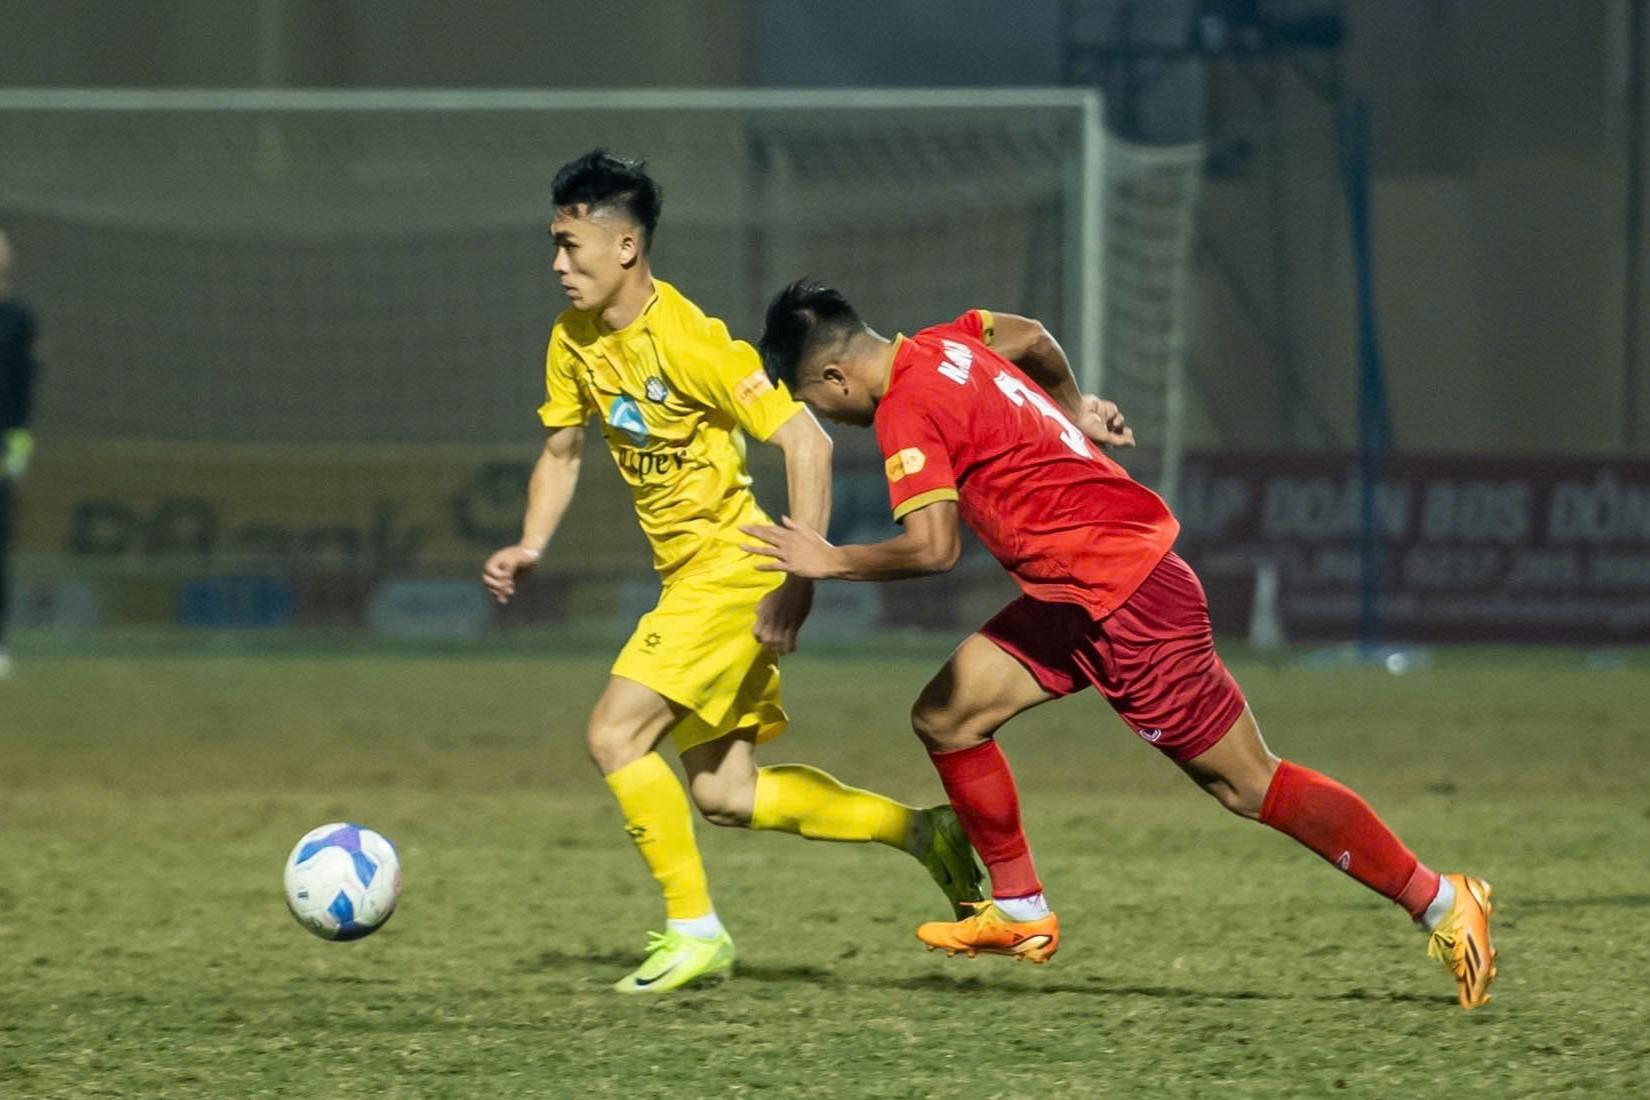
[759,278,865,388]
[550,149,663,251]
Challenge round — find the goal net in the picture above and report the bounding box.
[1098,135,1204,508]
[0,89,1102,632]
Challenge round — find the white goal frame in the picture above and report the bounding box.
[0,86,1106,392]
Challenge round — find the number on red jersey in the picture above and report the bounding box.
[991,371,1092,458]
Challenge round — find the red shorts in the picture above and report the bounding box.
[980,552,1247,762]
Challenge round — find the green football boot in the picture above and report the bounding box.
[912,804,987,918]
[612,928,735,995]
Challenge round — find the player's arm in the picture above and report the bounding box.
[748,406,832,653]
[762,406,832,535]
[481,424,584,604]
[743,500,960,581]
[989,312,1082,419]
[0,307,37,479]
[988,311,1135,449]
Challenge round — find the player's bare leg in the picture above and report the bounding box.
[680,728,985,917]
[909,633,1061,961]
[586,675,733,994]
[1179,706,1496,1009]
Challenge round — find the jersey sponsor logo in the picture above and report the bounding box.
[734,369,775,405]
[938,339,974,385]
[606,395,649,445]
[884,447,927,483]
[644,376,670,403]
[617,447,687,479]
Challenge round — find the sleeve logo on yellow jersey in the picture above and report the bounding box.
[644,376,670,403]
[884,447,927,483]
[734,369,775,405]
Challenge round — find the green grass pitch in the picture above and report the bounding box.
[2,642,1648,1097]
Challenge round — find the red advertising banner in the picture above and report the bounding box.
[1174,453,1650,644]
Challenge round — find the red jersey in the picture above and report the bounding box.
[874,310,1180,619]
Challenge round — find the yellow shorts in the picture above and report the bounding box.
[611,559,790,753]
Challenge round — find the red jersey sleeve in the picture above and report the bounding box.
[942,308,995,346]
[874,392,959,522]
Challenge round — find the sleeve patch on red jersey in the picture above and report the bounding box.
[884,447,928,483]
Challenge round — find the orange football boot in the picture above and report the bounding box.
[916,899,1060,963]
[1426,873,1498,1010]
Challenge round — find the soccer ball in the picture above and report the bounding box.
[283,822,401,941]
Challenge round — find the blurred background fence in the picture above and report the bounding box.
[1,0,1647,649]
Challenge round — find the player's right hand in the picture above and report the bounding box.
[482,545,541,605]
[1076,395,1135,449]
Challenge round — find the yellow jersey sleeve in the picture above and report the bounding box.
[665,308,802,442]
[537,329,588,429]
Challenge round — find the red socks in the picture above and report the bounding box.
[1260,759,1440,919]
[928,740,1042,899]
[928,747,1440,919]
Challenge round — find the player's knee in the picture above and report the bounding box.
[586,720,649,774]
[687,772,752,828]
[909,699,946,749]
[910,699,980,752]
[1201,774,1268,820]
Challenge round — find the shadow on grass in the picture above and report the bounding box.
[518,948,638,972]
[740,966,1288,1003]
[735,962,838,984]
[1317,988,1455,1006]
[1515,894,1650,911]
[522,950,1458,1008]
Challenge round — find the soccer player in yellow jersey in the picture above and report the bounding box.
[482,150,983,994]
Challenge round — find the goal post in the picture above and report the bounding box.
[0,87,1110,627]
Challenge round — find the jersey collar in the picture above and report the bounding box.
[879,334,908,395]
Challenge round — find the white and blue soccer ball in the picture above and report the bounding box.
[283,823,401,941]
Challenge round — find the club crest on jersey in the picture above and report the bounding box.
[644,376,670,403]
[607,395,649,445]
[884,447,927,483]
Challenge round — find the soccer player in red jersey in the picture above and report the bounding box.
[744,280,1497,1010]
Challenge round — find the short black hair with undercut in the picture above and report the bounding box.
[550,149,663,251]
[759,279,865,389]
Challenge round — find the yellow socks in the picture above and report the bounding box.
[604,753,713,921]
[752,764,917,850]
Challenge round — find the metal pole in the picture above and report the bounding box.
[1625,0,1646,450]
[1079,91,1106,393]
[1338,99,1391,653]
[1264,62,1302,446]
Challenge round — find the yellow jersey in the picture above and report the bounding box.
[538,279,803,578]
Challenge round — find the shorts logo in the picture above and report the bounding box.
[734,369,775,405]
[643,632,662,650]
[644,376,670,403]
[1138,728,1164,743]
[884,447,927,483]
[1335,850,1352,872]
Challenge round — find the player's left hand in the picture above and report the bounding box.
[752,573,814,655]
[2,429,33,480]
[1076,395,1135,448]
[741,516,840,582]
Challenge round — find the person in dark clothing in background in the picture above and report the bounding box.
[0,228,40,678]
